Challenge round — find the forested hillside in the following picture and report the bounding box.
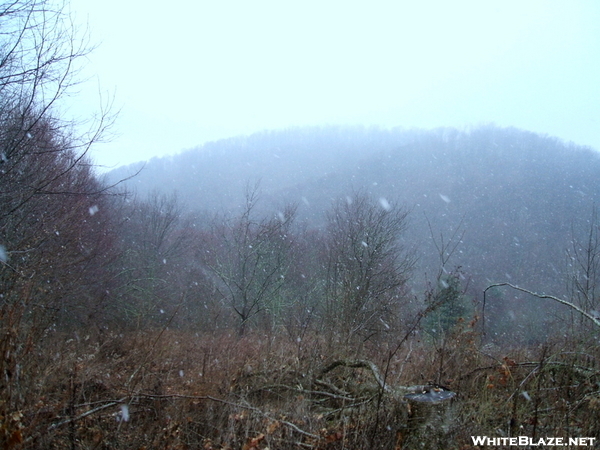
[108,125,600,338]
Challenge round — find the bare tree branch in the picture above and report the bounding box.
[483,282,600,334]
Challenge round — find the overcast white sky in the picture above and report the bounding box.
[66,0,600,170]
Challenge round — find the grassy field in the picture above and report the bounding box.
[3,323,599,450]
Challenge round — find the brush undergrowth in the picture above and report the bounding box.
[1,325,599,449]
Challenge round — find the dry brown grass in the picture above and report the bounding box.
[2,326,600,449]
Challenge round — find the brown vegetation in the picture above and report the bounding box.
[3,324,600,449]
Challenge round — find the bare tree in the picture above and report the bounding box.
[201,184,297,335]
[0,1,116,439]
[112,192,192,326]
[566,206,600,330]
[323,191,415,343]
[482,209,600,339]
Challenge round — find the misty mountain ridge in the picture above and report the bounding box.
[107,125,598,213]
[106,125,600,317]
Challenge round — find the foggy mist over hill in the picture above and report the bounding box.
[107,125,600,333]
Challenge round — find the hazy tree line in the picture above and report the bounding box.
[114,187,421,344]
[109,123,600,322]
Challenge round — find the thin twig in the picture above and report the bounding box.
[23,396,128,444]
[135,393,321,439]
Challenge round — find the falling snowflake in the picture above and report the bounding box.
[119,404,130,422]
[379,197,391,211]
[439,194,451,203]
